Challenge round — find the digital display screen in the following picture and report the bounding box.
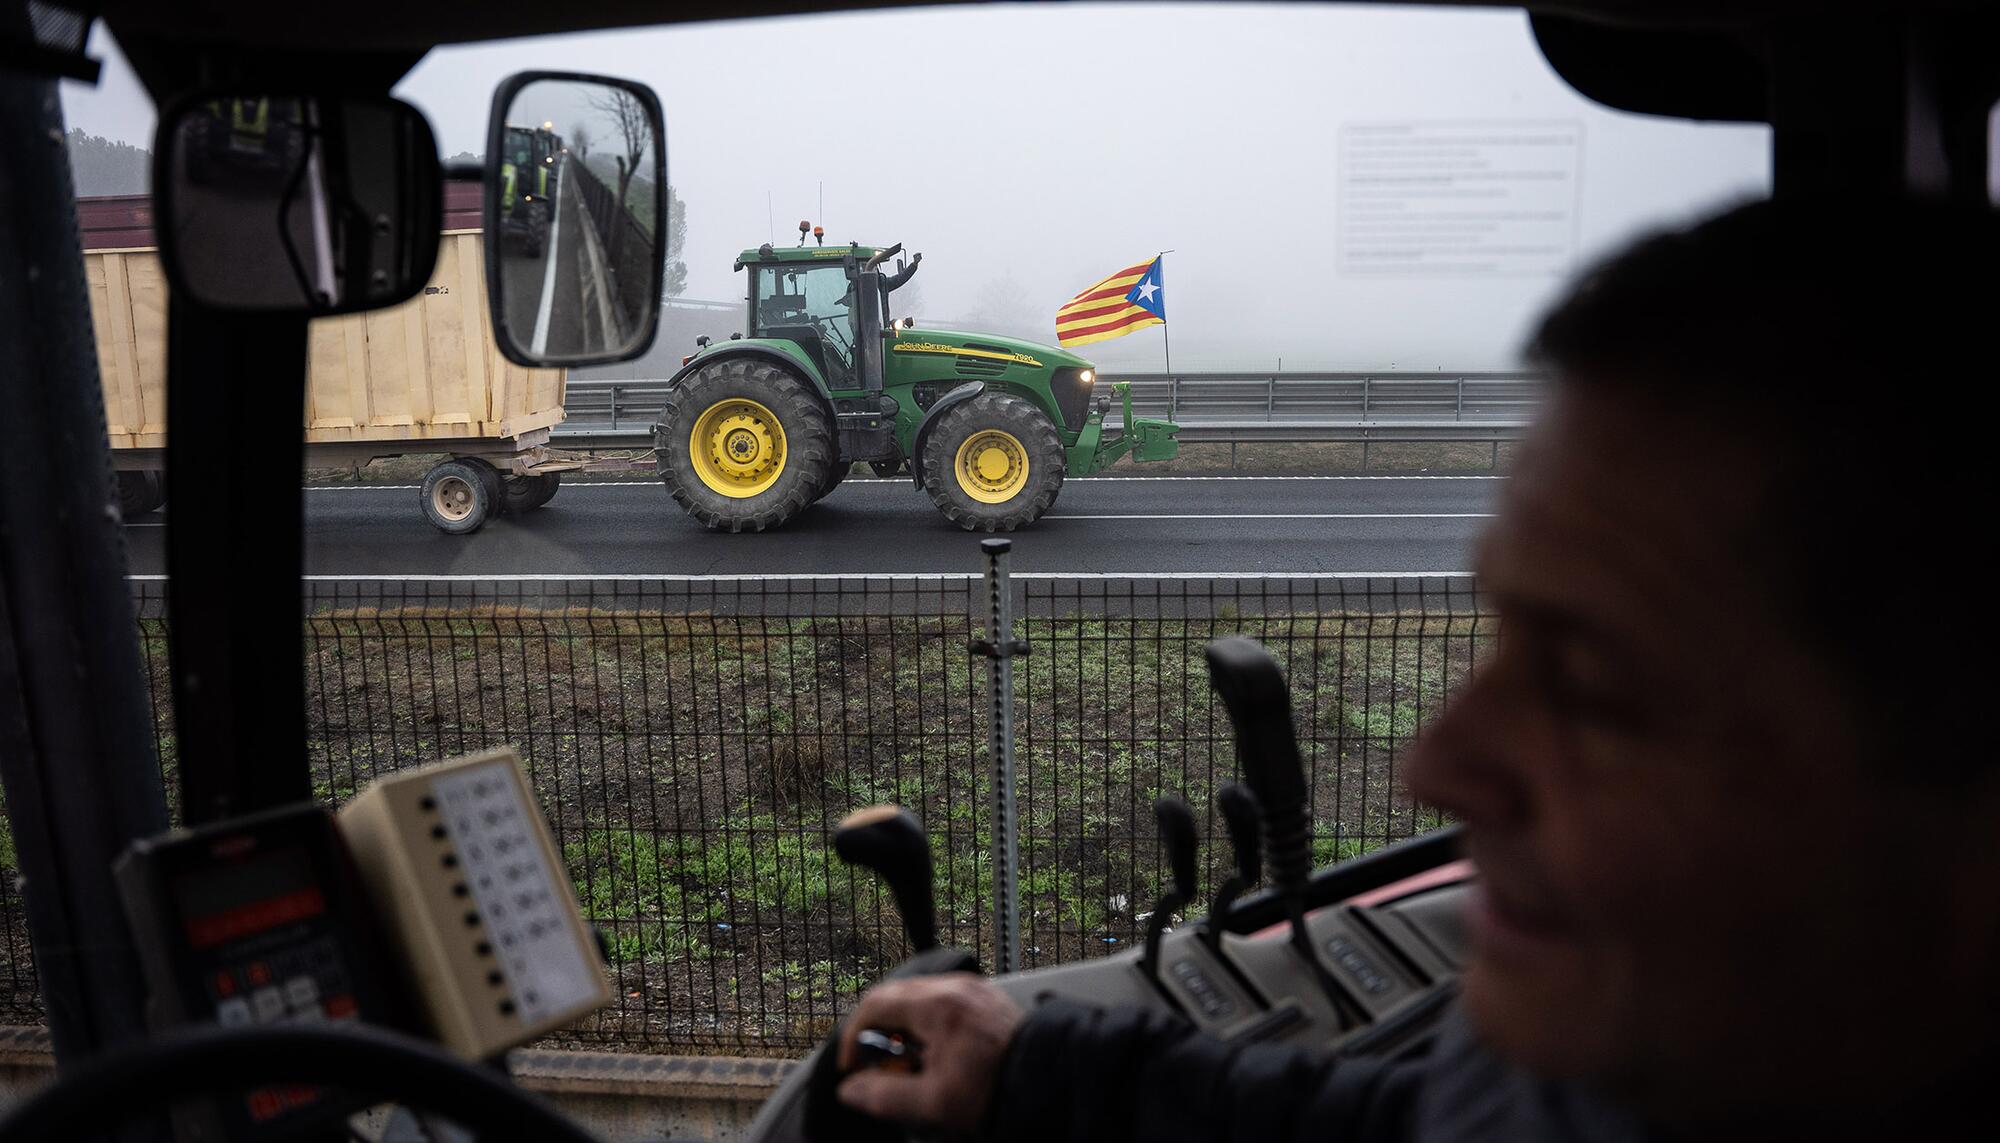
[174,847,326,949]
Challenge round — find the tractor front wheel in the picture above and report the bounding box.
[656,358,834,532]
[919,394,1065,532]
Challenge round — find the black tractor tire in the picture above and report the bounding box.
[503,473,561,513]
[116,470,166,518]
[655,357,834,532]
[814,462,850,502]
[421,458,502,535]
[919,394,1065,532]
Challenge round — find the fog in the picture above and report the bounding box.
[64,3,1773,370]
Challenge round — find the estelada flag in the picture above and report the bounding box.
[1056,256,1165,347]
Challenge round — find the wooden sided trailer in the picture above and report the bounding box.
[79,183,580,533]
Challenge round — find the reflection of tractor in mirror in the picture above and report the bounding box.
[653,230,1182,532]
[183,97,308,188]
[498,124,562,257]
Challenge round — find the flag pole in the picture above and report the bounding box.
[1157,250,1174,382]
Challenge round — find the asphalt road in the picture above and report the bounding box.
[124,475,1500,577]
[499,156,603,359]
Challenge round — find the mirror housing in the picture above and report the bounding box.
[154,94,441,314]
[482,71,667,367]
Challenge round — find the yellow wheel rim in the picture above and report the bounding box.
[954,429,1030,504]
[689,398,788,498]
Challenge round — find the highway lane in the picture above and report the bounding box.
[500,154,598,358]
[121,475,1502,577]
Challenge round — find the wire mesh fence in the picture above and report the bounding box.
[0,574,1492,1054]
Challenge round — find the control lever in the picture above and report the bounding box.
[833,805,937,953]
[1202,783,1262,952]
[1204,637,1357,1019]
[1141,797,1199,987]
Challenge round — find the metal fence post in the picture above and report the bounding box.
[970,538,1026,974]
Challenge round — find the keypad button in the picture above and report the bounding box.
[283,976,319,1008]
[251,987,286,1022]
[216,997,253,1027]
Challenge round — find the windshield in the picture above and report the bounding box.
[753,261,857,384]
[27,0,1844,1073]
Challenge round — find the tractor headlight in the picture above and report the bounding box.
[1048,368,1097,430]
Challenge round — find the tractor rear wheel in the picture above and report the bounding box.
[656,358,834,532]
[814,461,850,502]
[919,394,1065,532]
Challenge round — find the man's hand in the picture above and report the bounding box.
[835,975,1026,1132]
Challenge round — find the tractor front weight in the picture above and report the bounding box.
[1081,380,1181,474]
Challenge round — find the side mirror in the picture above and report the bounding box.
[483,71,666,367]
[155,95,441,313]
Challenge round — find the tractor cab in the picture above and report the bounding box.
[498,123,561,254]
[733,234,919,396]
[735,242,881,391]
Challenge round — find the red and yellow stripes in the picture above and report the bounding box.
[1056,260,1161,347]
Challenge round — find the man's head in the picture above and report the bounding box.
[1403,197,2000,1129]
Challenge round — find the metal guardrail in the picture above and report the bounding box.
[553,372,1544,449]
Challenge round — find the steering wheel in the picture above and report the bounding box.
[811,310,855,358]
[0,1024,602,1143]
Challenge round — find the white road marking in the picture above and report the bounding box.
[529,156,567,358]
[125,522,165,527]
[1048,513,1493,521]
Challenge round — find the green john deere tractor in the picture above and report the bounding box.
[653,234,1181,532]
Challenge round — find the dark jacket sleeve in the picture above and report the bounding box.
[982,1000,1424,1143]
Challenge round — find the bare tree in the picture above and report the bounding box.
[961,276,1040,339]
[585,88,651,264]
[567,121,592,161]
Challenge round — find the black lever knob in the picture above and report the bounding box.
[1217,783,1262,887]
[1143,796,1200,985]
[1157,796,1199,903]
[1204,637,1312,897]
[834,805,937,952]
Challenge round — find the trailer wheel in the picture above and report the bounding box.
[421,459,500,535]
[655,357,834,532]
[115,471,166,518]
[503,473,561,513]
[919,394,1065,532]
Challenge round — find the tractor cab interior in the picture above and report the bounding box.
[753,263,857,385]
[0,1,1994,1141]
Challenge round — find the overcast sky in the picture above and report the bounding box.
[63,3,1775,370]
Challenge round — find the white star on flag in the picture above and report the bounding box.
[1135,277,1159,304]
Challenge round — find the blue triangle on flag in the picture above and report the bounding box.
[1124,257,1166,320]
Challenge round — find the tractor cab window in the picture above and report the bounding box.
[753,263,856,389]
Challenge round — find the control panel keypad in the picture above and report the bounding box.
[433,763,598,1025]
[201,934,358,1029]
